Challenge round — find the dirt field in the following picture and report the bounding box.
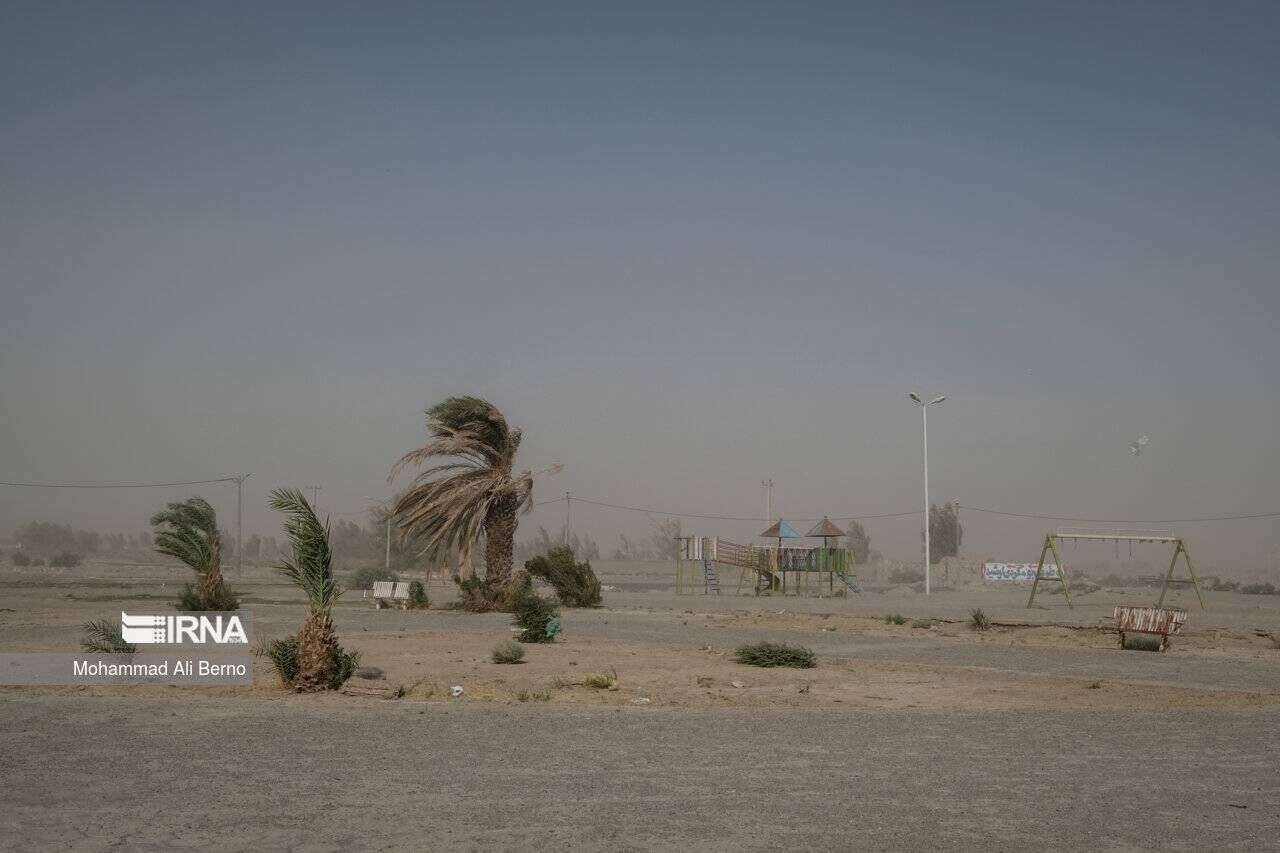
[2,557,1279,850]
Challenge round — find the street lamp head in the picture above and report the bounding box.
[930,396,947,405]
[908,392,922,404]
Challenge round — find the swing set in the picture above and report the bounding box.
[1026,527,1204,609]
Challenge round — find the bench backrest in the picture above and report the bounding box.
[1114,605,1187,634]
[391,582,411,599]
[372,581,395,598]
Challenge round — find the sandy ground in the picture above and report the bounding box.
[2,557,1279,850]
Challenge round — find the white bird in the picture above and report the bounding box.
[1128,434,1150,456]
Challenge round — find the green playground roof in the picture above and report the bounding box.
[759,519,801,539]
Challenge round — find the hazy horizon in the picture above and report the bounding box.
[3,3,1278,571]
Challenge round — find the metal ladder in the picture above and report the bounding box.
[703,559,720,595]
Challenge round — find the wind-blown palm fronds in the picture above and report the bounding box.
[268,488,339,616]
[389,397,534,609]
[150,496,237,610]
[80,618,136,654]
[151,496,220,574]
[268,487,354,691]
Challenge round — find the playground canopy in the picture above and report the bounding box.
[805,517,844,546]
[759,519,801,540]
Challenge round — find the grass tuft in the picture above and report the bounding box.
[491,638,526,664]
[884,613,906,625]
[517,689,551,702]
[583,668,619,690]
[734,641,816,668]
[969,608,992,631]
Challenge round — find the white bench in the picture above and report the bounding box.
[366,580,412,609]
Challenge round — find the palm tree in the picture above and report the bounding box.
[150,496,236,610]
[389,396,534,609]
[269,488,354,691]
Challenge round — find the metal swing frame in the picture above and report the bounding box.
[1026,528,1205,610]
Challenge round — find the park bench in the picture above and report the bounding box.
[365,580,412,609]
[1113,605,1187,651]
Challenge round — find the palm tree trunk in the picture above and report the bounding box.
[293,612,338,692]
[198,538,226,607]
[475,496,524,608]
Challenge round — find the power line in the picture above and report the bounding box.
[958,504,1280,524]
[0,476,241,489]
[556,496,919,523]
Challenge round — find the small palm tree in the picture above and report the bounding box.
[389,396,534,609]
[150,496,237,610]
[269,488,354,691]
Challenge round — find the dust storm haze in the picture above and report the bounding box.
[2,3,1278,572]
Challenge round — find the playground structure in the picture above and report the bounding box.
[1026,527,1204,609]
[675,518,862,596]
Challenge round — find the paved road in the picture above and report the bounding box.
[3,695,1277,851]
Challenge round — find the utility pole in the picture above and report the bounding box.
[305,485,321,510]
[762,479,774,522]
[385,516,392,573]
[564,491,572,546]
[234,474,251,577]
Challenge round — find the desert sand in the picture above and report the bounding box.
[2,557,1278,850]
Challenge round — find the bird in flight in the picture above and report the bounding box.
[1128,434,1150,456]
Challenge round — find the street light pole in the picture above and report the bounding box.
[909,394,946,595]
[234,474,251,577]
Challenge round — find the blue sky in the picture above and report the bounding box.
[2,2,1278,568]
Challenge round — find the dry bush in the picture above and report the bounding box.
[734,642,816,668]
[491,638,525,664]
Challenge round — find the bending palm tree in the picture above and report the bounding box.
[150,496,237,610]
[269,488,354,692]
[389,396,533,610]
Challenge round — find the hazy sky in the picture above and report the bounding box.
[3,2,1278,569]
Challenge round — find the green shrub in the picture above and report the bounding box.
[407,580,429,609]
[174,581,240,612]
[80,618,136,654]
[11,551,30,567]
[491,638,525,664]
[884,613,907,625]
[511,583,560,643]
[349,565,398,591]
[524,546,602,607]
[911,618,937,629]
[970,608,991,631]
[734,641,816,668]
[49,552,82,568]
[264,636,360,689]
[1208,577,1239,592]
[1241,582,1278,596]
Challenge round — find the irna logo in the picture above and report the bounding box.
[120,612,249,645]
